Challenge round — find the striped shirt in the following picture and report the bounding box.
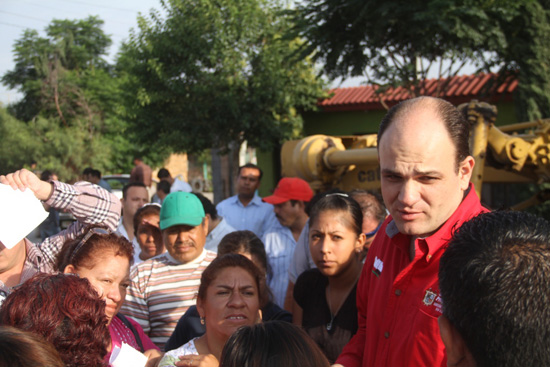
[0,180,121,302]
[216,194,277,238]
[262,221,297,308]
[121,249,217,349]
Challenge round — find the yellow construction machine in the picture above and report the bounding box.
[281,100,550,210]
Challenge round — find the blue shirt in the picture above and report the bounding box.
[216,194,277,238]
[262,220,296,308]
[204,217,237,252]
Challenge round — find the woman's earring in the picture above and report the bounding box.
[255,310,262,324]
[200,316,205,325]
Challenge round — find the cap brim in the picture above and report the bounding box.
[160,215,203,230]
[262,195,289,205]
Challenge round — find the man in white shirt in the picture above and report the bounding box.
[216,163,276,238]
[157,168,192,193]
[116,182,149,264]
[193,192,236,252]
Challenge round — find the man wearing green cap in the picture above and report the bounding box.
[121,192,216,349]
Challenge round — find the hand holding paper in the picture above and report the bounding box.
[109,343,148,367]
[0,168,53,201]
[0,183,48,249]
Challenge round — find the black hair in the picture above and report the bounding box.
[217,230,272,305]
[122,182,147,199]
[197,254,264,305]
[219,321,330,367]
[193,192,218,220]
[90,169,101,179]
[157,168,170,180]
[309,194,363,236]
[238,163,263,181]
[133,204,161,236]
[156,180,171,195]
[439,210,550,367]
[305,188,346,216]
[82,167,94,176]
[40,170,53,182]
[378,96,470,170]
[0,326,64,367]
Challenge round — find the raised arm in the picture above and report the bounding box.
[0,169,121,265]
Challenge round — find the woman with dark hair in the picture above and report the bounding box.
[219,321,330,367]
[0,326,64,367]
[159,254,263,367]
[164,231,291,351]
[0,273,109,367]
[133,203,165,263]
[56,227,162,366]
[293,194,366,363]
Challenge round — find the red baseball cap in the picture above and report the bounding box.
[263,177,314,205]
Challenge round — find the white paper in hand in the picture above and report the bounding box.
[0,184,48,249]
[109,343,148,367]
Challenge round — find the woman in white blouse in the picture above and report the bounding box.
[159,254,263,367]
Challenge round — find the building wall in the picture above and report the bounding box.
[303,110,387,136]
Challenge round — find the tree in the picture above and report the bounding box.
[119,0,325,156]
[2,16,136,180]
[2,16,112,122]
[289,0,549,119]
[0,107,39,174]
[493,0,550,120]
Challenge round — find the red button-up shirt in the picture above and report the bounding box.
[337,184,487,367]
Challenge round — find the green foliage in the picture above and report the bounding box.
[289,0,549,119]
[1,16,137,180]
[3,16,112,121]
[118,0,326,154]
[0,107,39,174]
[493,1,550,121]
[290,0,520,79]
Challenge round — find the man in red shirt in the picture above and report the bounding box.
[335,96,488,367]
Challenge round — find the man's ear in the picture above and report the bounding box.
[438,315,476,367]
[458,156,475,190]
[204,214,212,231]
[201,216,210,236]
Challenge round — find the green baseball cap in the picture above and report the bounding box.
[160,192,205,230]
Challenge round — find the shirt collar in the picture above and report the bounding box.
[385,183,483,259]
[163,247,207,266]
[233,193,262,207]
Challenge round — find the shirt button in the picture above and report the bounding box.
[384,332,390,338]
[395,289,402,296]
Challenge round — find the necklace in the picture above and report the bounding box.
[326,271,361,331]
[326,286,337,331]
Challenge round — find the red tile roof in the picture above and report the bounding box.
[319,73,517,112]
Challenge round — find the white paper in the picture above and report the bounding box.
[109,343,148,367]
[0,184,48,249]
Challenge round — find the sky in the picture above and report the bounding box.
[0,0,165,105]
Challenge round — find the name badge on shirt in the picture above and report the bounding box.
[420,286,443,317]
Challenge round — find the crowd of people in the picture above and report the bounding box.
[1,96,549,367]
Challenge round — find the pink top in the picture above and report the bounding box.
[105,315,160,365]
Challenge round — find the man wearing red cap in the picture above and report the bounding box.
[262,177,314,308]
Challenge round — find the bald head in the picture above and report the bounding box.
[377,96,475,237]
[377,97,470,170]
